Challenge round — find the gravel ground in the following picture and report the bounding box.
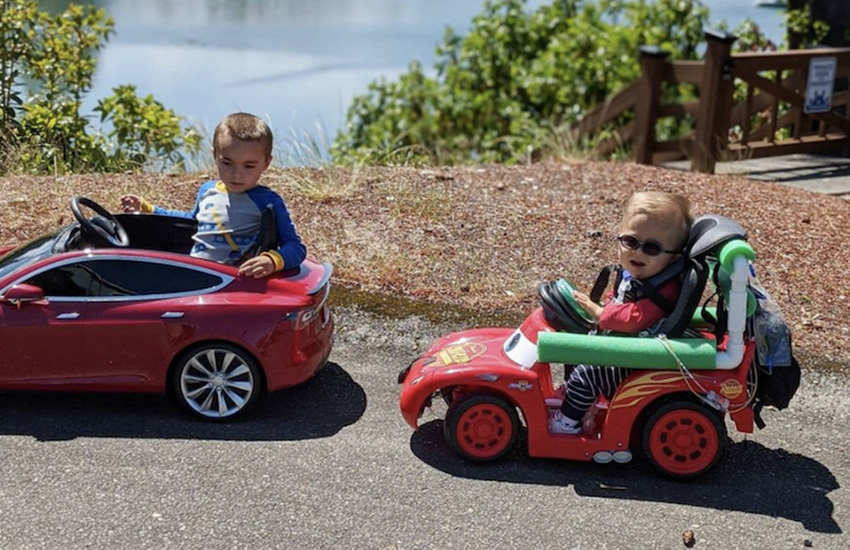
[1,161,847,368]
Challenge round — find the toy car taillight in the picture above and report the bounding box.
[287,282,330,329]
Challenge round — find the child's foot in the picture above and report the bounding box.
[549,411,582,435]
[545,384,566,409]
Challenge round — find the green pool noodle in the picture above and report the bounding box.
[690,307,716,327]
[712,239,758,317]
[714,266,757,316]
[537,332,718,370]
[718,239,755,272]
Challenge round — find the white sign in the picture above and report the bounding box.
[804,56,837,114]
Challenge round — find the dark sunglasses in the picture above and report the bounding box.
[616,234,681,257]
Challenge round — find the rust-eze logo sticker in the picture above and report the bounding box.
[434,343,486,367]
[719,379,743,399]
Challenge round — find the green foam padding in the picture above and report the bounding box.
[718,239,755,272]
[537,332,717,370]
[690,307,716,327]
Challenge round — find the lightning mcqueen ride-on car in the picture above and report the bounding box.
[0,197,333,421]
[399,215,799,478]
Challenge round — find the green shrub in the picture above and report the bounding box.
[0,0,200,174]
[331,0,710,166]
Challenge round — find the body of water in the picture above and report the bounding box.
[41,0,787,162]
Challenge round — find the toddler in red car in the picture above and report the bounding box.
[550,191,693,434]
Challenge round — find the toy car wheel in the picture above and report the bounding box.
[642,401,727,479]
[446,395,519,462]
[171,343,263,421]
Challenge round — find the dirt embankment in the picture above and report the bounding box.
[2,161,848,367]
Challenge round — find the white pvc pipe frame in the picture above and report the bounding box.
[715,254,749,370]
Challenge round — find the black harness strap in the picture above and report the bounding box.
[590,264,619,304]
[590,259,685,316]
[632,279,676,315]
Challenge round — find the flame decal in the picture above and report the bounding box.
[611,371,686,410]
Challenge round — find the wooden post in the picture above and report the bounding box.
[634,46,669,165]
[769,69,781,143]
[692,30,737,174]
[742,83,753,146]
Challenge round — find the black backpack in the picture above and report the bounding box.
[747,274,801,427]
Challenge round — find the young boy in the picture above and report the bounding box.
[121,112,305,279]
[550,191,693,434]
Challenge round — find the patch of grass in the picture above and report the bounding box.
[0,134,24,176]
[330,285,523,328]
[543,123,624,163]
[382,176,453,221]
[270,166,363,202]
[260,122,368,201]
[278,123,333,167]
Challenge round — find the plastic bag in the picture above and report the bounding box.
[748,264,792,370]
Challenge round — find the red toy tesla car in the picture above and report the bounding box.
[0,197,333,421]
[399,216,799,478]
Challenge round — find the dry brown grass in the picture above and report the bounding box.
[2,161,848,366]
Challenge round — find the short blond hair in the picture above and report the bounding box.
[213,112,273,157]
[622,191,693,250]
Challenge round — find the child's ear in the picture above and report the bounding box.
[264,155,272,170]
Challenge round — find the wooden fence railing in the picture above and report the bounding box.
[577,30,850,173]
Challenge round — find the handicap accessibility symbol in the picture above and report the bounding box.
[804,57,837,114]
[807,91,829,109]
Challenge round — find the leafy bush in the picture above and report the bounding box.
[0,0,200,174]
[785,4,829,50]
[332,0,710,166]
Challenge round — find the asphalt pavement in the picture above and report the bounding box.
[0,306,847,550]
[666,153,850,198]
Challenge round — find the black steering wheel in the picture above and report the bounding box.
[70,196,130,248]
[538,278,596,334]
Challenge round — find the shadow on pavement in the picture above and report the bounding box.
[410,420,841,534]
[0,362,366,442]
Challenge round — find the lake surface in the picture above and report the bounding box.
[40,0,787,163]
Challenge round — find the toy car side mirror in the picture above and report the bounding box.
[2,283,47,306]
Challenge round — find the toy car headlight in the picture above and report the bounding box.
[503,329,537,368]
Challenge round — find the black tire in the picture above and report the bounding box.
[445,394,519,462]
[440,389,458,441]
[641,401,727,479]
[171,343,263,422]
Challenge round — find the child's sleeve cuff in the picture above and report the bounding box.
[140,198,155,213]
[261,251,284,272]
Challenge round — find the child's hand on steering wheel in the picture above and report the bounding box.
[572,290,603,321]
[120,194,143,212]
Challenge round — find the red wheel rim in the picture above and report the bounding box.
[455,402,514,460]
[647,408,720,476]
